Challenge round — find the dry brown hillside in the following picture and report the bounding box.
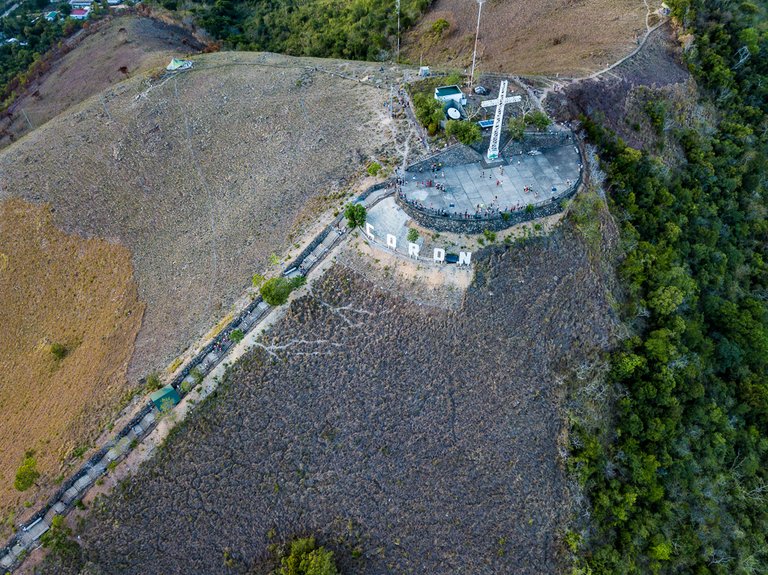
[0,51,397,386]
[0,14,204,149]
[0,199,144,519]
[403,0,654,76]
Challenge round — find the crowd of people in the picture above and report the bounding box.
[397,189,538,220]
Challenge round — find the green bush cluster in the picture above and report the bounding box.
[525,110,551,131]
[40,515,81,564]
[14,450,39,492]
[344,203,367,229]
[277,537,339,575]
[260,276,307,306]
[445,119,482,145]
[412,92,444,135]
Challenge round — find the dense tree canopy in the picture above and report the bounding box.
[0,10,79,109]
[572,0,768,573]
[193,0,431,61]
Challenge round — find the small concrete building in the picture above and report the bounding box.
[434,85,466,106]
[150,385,180,412]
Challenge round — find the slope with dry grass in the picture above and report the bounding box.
[403,0,654,76]
[0,198,144,523]
[0,14,204,149]
[0,51,397,385]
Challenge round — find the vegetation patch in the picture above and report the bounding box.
[570,1,768,571]
[260,276,307,307]
[277,536,339,575]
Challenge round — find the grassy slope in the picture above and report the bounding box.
[403,0,653,76]
[0,14,204,149]
[0,51,396,385]
[0,199,144,522]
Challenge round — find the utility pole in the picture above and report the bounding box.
[469,0,485,88]
[396,0,401,63]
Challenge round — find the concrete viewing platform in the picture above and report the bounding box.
[400,143,581,218]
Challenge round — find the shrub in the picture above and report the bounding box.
[50,343,68,360]
[483,229,496,243]
[344,203,367,229]
[277,536,339,575]
[412,92,444,133]
[191,368,205,386]
[14,451,39,492]
[260,277,306,306]
[445,120,482,145]
[229,329,244,343]
[407,228,419,243]
[508,117,525,141]
[145,371,162,392]
[525,110,551,131]
[430,18,449,39]
[40,515,81,562]
[366,162,381,176]
[644,100,666,136]
[252,274,266,288]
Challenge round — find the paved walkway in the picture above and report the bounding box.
[401,144,581,216]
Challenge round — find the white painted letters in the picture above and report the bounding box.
[433,248,445,263]
[386,234,397,249]
[408,242,420,258]
[459,251,472,266]
[365,223,375,240]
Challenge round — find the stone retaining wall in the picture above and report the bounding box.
[502,130,575,158]
[406,144,483,172]
[397,190,575,234]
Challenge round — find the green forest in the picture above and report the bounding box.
[190,0,430,60]
[571,0,768,573]
[0,6,80,109]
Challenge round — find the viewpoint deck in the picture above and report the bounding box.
[400,143,581,217]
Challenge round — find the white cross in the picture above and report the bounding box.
[480,80,521,161]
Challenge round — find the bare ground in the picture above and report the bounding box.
[0,14,204,149]
[0,199,144,525]
[54,220,618,575]
[0,51,401,384]
[547,23,697,153]
[403,0,655,76]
